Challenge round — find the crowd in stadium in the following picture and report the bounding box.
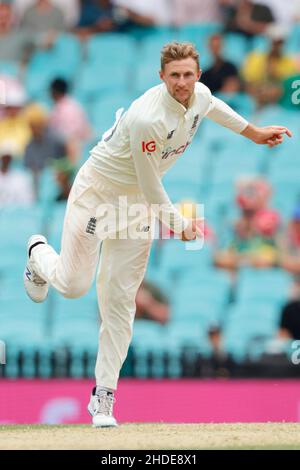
[1,0,300,378]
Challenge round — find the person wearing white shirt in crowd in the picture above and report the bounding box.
[13,0,80,29]
[112,0,172,26]
[23,42,292,428]
[0,141,34,207]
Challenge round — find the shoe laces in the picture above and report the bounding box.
[95,391,115,417]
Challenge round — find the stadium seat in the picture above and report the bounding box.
[0,60,19,77]
[222,33,249,67]
[223,301,281,361]
[90,92,134,138]
[75,60,130,102]
[38,167,60,208]
[51,317,99,349]
[134,62,162,95]
[178,22,222,45]
[159,239,214,280]
[86,33,136,66]
[165,319,212,357]
[132,320,168,377]
[236,268,292,306]
[285,24,300,53]
[52,293,99,322]
[25,34,81,99]
[0,205,44,254]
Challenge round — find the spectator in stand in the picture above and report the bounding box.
[49,78,91,163]
[214,177,281,273]
[52,158,76,202]
[75,0,119,38]
[20,0,66,33]
[220,0,274,37]
[14,0,80,30]
[0,86,31,158]
[173,0,221,26]
[0,2,36,64]
[250,0,300,29]
[112,0,173,27]
[201,34,240,94]
[135,280,170,325]
[241,25,300,106]
[278,300,300,340]
[24,104,67,199]
[0,141,35,207]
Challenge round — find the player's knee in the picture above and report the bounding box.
[62,280,91,299]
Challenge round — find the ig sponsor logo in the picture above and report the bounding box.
[142,141,156,153]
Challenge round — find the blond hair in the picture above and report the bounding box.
[160,42,200,70]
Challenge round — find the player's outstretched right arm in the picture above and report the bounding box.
[241,123,292,148]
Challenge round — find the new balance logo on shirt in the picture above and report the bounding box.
[167,129,175,139]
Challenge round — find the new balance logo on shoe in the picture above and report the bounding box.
[86,217,97,235]
[25,267,31,281]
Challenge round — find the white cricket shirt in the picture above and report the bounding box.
[89,82,248,233]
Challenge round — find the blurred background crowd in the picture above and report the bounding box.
[1,0,300,380]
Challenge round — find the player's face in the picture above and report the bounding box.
[160,58,201,108]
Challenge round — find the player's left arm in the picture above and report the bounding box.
[206,95,292,147]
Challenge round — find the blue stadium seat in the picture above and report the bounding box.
[52,317,98,348]
[0,60,19,77]
[215,91,256,119]
[134,62,161,95]
[165,319,212,357]
[236,268,292,306]
[25,34,81,99]
[90,91,134,138]
[250,34,270,53]
[75,60,130,102]
[0,205,44,256]
[174,268,231,310]
[86,33,136,65]
[159,239,214,280]
[38,167,60,206]
[131,320,168,377]
[286,24,300,53]
[178,22,222,45]
[223,301,281,361]
[52,294,99,322]
[223,33,249,67]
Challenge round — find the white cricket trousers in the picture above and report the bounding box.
[31,159,153,390]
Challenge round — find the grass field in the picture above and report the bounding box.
[0,423,300,450]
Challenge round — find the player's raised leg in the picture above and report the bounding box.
[24,165,102,302]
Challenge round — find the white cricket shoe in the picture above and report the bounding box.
[87,387,118,428]
[24,235,48,303]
